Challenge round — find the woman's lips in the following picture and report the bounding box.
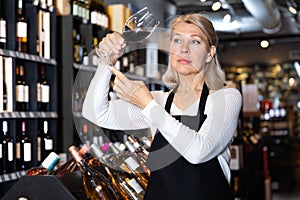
[178,58,191,64]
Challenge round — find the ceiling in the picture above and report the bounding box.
[166,0,300,40]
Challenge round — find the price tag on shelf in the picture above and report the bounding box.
[40,112,46,118]
[36,56,42,62]
[25,53,30,60]
[20,112,26,118]
[9,50,15,57]
[29,112,35,118]
[11,112,17,118]
[3,174,9,181]
[50,59,56,65]
[3,112,9,118]
[10,173,17,180]
[51,112,57,118]
[19,52,25,59]
[0,49,3,55]
[31,55,36,61]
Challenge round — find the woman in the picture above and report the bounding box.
[82,13,242,199]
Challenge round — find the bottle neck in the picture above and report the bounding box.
[2,121,8,135]
[17,0,24,16]
[41,152,60,171]
[19,65,25,77]
[40,66,45,77]
[22,121,26,133]
[43,121,48,134]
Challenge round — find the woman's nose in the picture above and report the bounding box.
[180,42,189,53]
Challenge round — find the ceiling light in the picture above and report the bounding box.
[212,2,222,11]
[287,0,298,15]
[223,14,231,23]
[200,0,207,2]
[288,6,297,15]
[260,40,269,48]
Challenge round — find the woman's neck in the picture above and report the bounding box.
[177,72,205,92]
[172,73,205,111]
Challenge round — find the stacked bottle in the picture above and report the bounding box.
[68,145,118,200]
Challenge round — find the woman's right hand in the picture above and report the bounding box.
[96,32,126,66]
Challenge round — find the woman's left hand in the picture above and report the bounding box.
[110,67,153,109]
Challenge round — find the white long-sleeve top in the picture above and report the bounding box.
[82,65,242,183]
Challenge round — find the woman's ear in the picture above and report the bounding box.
[206,46,216,63]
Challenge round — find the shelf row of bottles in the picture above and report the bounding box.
[260,100,287,121]
[0,0,55,59]
[72,0,109,28]
[1,56,54,112]
[0,119,55,176]
[0,48,56,65]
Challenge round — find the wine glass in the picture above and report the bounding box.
[122,6,160,42]
[96,7,160,64]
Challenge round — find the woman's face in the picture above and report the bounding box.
[169,22,211,76]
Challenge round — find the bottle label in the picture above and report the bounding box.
[16,22,27,38]
[72,4,78,16]
[0,144,2,158]
[127,178,143,194]
[16,142,20,159]
[91,11,97,24]
[0,19,6,38]
[8,142,13,161]
[24,143,32,161]
[41,85,50,102]
[37,83,41,102]
[24,85,29,102]
[16,85,24,102]
[44,138,53,150]
[41,31,45,42]
[125,156,139,171]
[37,137,41,162]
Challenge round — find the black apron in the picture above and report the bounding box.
[144,83,233,200]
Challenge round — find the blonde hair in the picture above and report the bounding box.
[162,13,225,90]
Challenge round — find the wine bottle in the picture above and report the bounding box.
[72,0,78,17]
[16,121,32,170]
[16,63,29,111]
[26,151,60,176]
[3,80,7,111]
[68,145,118,200]
[42,120,53,160]
[90,0,97,25]
[107,143,149,189]
[36,123,42,165]
[80,124,90,146]
[51,144,90,175]
[37,65,50,111]
[0,0,7,49]
[127,135,149,160]
[36,5,45,57]
[1,121,14,174]
[73,32,81,64]
[91,144,145,200]
[16,0,28,52]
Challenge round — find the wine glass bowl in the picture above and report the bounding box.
[95,7,160,65]
[122,7,160,42]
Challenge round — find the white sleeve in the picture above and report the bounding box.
[82,65,151,130]
[141,88,242,164]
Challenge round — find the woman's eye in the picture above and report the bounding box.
[173,38,181,43]
[192,40,201,45]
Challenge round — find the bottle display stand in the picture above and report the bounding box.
[2,172,85,200]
